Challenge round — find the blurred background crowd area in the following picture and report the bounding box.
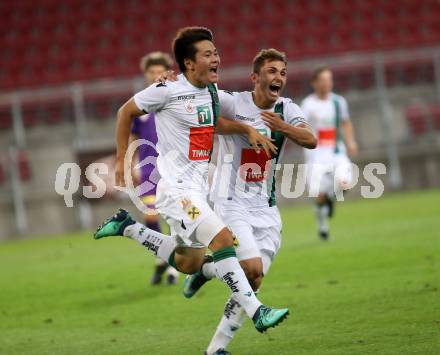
[0,0,439,239]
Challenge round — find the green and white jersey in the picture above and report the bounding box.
[134,74,219,192]
[210,90,307,209]
[301,93,349,164]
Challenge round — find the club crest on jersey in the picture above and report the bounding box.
[184,99,194,113]
[197,105,212,125]
[180,198,202,220]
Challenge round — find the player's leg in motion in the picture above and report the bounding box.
[314,171,335,240]
[315,192,333,240]
[205,255,267,355]
[143,202,179,285]
[94,210,287,331]
[145,212,171,285]
[203,217,281,353]
[94,209,180,268]
[198,216,287,331]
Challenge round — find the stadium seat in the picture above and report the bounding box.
[405,106,430,136]
[0,106,12,130]
[429,104,440,130]
[18,150,32,182]
[0,0,439,92]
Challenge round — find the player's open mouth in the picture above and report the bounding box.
[209,67,218,74]
[269,83,281,95]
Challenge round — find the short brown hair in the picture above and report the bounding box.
[311,66,331,81]
[252,48,287,73]
[139,51,173,73]
[172,26,213,72]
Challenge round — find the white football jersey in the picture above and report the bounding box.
[210,90,307,209]
[134,74,217,192]
[301,93,349,163]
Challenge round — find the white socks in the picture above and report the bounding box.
[202,260,218,279]
[206,295,247,355]
[124,222,177,264]
[213,248,261,318]
[316,203,329,233]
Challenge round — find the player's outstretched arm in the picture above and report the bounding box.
[216,116,277,156]
[115,98,144,187]
[261,111,317,149]
[341,120,358,157]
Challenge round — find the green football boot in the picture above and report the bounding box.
[252,305,289,333]
[94,209,135,239]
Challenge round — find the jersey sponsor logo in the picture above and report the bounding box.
[188,126,214,160]
[197,105,212,125]
[240,149,272,182]
[235,114,255,122]
[177,94,196,101]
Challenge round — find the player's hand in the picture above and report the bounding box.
[261,111,287,132]
[347,140,359,157]
[154,70,178,84]
[247,127,277,157]
[115,158,126,188]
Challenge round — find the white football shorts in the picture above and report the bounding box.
[214,201,282,275]
[306,154,353,197]
[155,179,226,248]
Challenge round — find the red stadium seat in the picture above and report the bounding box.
[0,0,439,90]
[0,106,12,130]
[18,150,32,182]
[405,106,430,136]
[429,104,440,130]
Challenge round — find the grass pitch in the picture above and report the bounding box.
[0,190,439,354]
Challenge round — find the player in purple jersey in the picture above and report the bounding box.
[130,52,179,285]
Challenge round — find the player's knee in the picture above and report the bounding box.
[208,228,234,251]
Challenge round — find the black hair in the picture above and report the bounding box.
[172,27,214,72]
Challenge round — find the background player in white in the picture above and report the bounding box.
[94,27,289,334]
[301,67,358,240]
[178,49,316,355]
